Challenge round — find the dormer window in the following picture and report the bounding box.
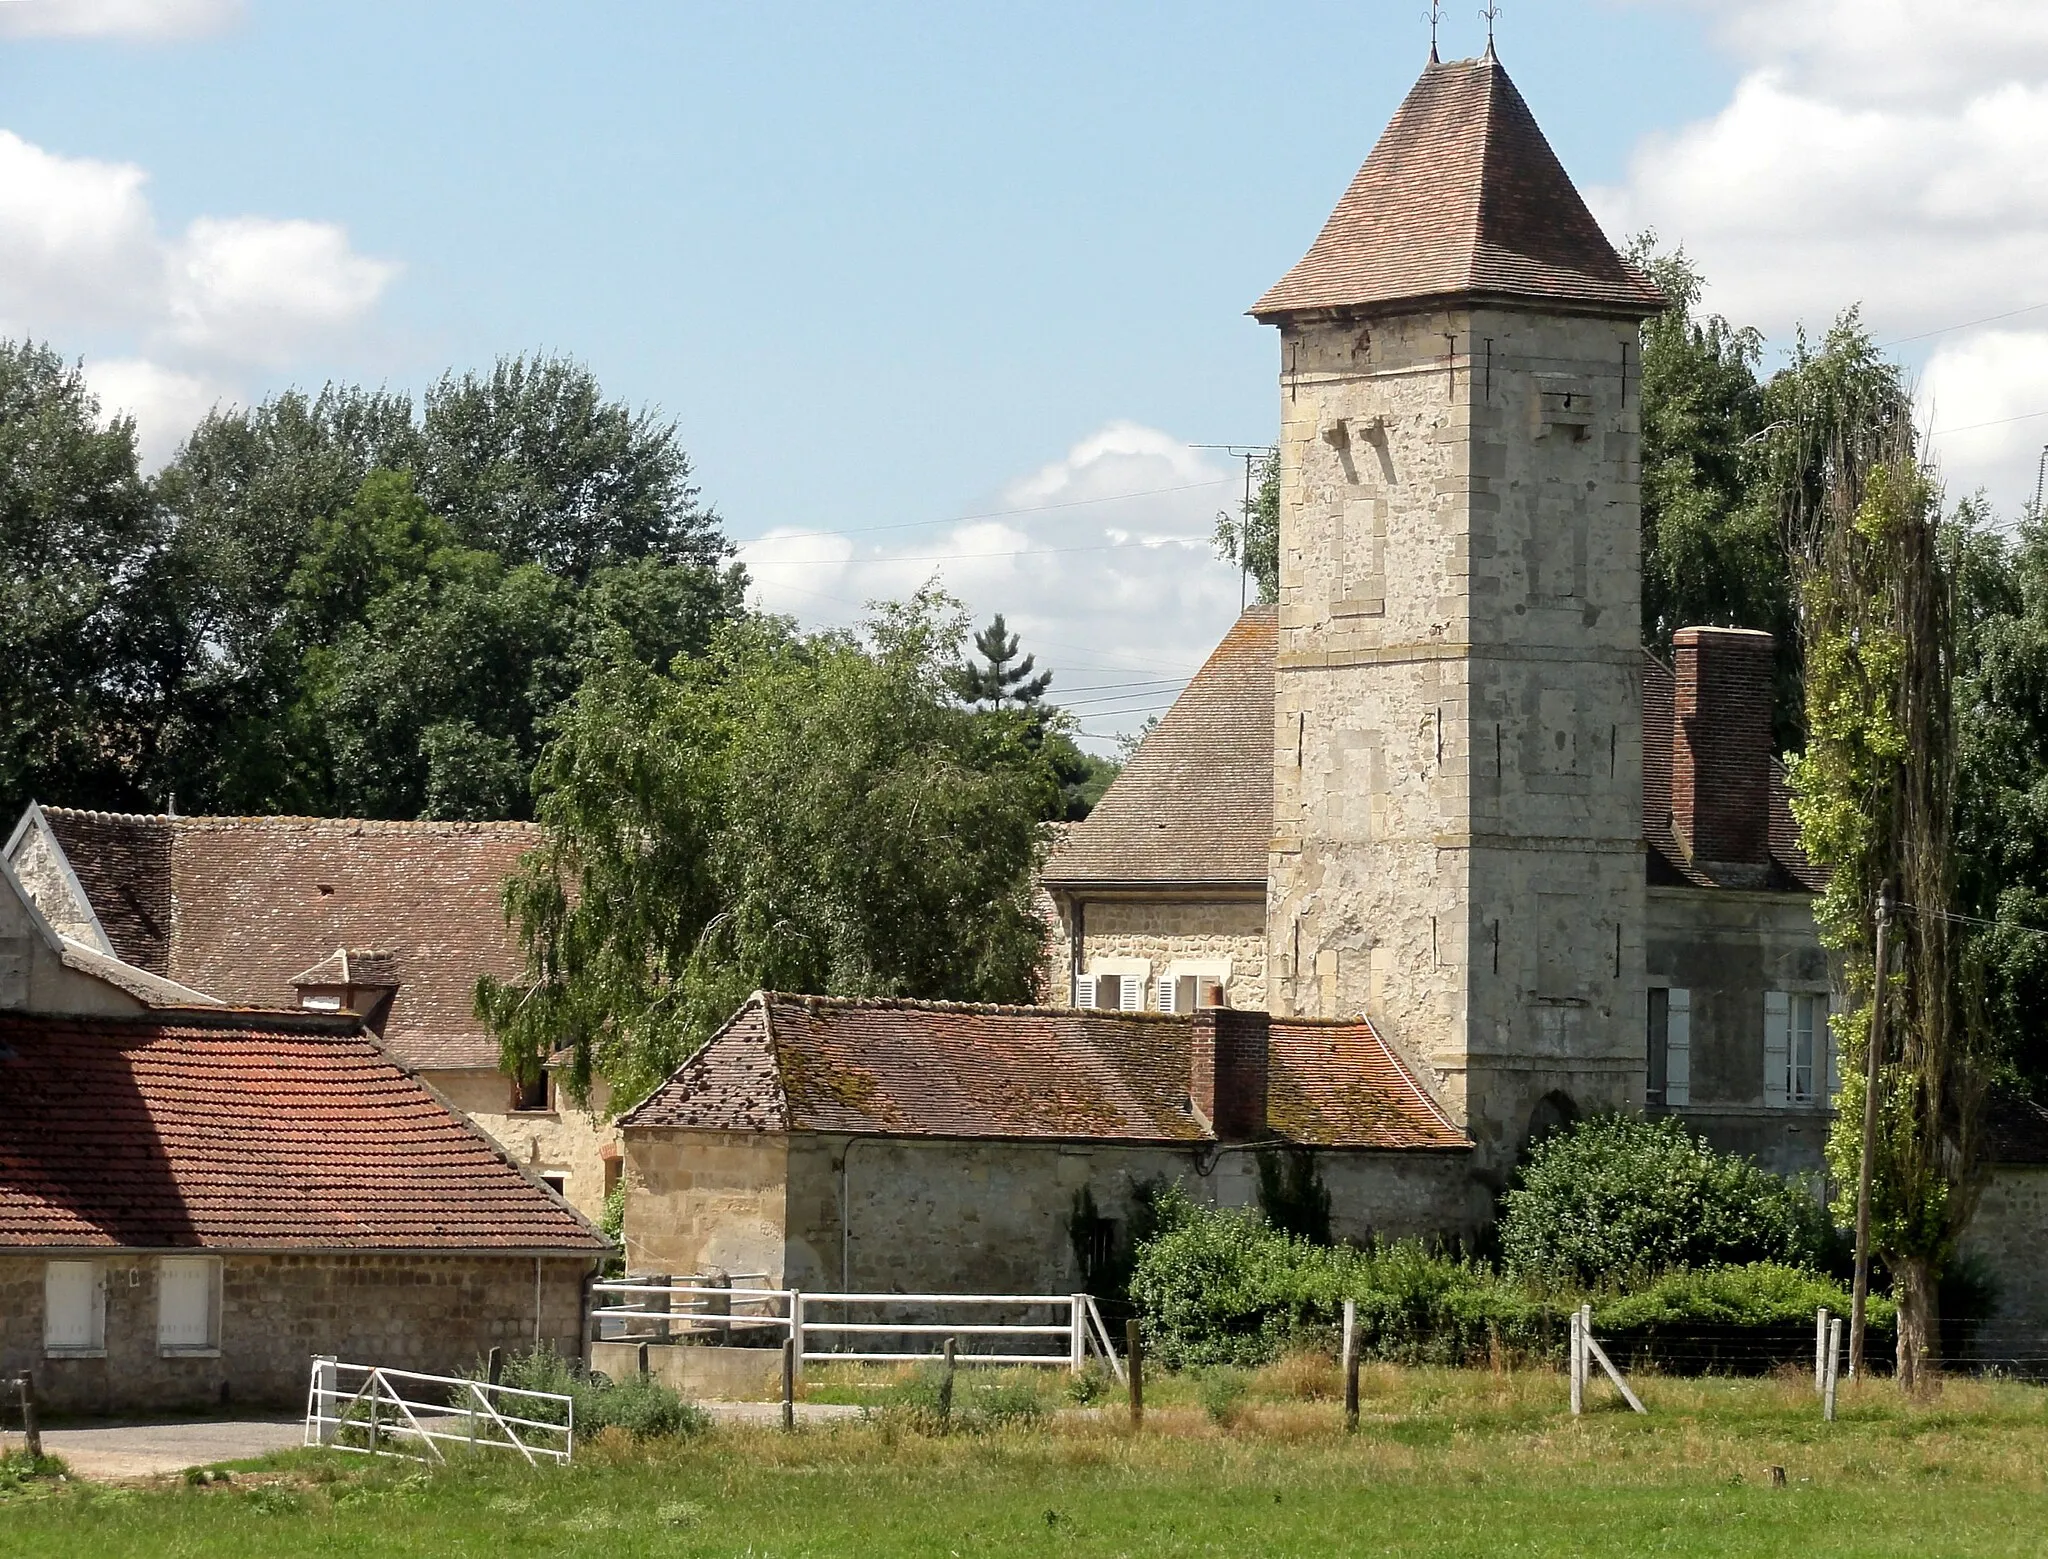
[1074,959,1149,1011]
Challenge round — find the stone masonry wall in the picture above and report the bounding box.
[623,1129,789,1282]
[440,1068,622,1223]
[1649,885,1834,1177]
[1268,305,1646,1176]
[1042,896,1268,1011]
[0,1252,593,1414]
[1960,1166,2048,1342]
[783,1135,1475,1295]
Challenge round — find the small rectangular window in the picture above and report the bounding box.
[1093,974,1123,1011]
[158,1256,221,1353]
[509,1073,550,1112]
[45,1261,104,1355]
[1647,988,1691,1108]
[1765,991,1829,1107]
[539,1172,569,1199]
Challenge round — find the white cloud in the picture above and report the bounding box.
[0,0,242,40]
[1601,1,2048,514]
[0,124,394,457]
[740,421,1251,749]
[80,357,225,468]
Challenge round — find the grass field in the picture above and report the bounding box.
[4,1363,2047,1556]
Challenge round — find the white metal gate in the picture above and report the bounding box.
[303,1357,575,1465]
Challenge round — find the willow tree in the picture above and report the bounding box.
[1787,417,1987,1388]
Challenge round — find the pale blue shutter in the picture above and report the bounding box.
[1666,988,1691,1108]
[1764,990,1791,1108]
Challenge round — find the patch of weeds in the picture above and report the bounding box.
[659,1498,707,1528]
[1066,1366,1109,1405]
[1201,1369,1251,1427]
[244,1485,306,1516]
[0,1451,69,1483]
[182,1467,233,1488]
[966,1378,1047,1429]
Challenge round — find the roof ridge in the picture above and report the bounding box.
[38,807,540,833]
[759,990,1196,1023]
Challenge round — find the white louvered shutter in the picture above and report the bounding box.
[44,1262,99,1351]
[1073,975,1095,1010]
[158,1258,215,1349]
[1157,976,1179,1013]
[1764,990,1791,1108]
[1823,995,1840,1101]
[1665,988,1691,1108]
[1120,975,1145,1012]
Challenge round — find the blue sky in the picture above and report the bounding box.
[5,1,2047,743]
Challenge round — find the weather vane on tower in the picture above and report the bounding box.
[1480,3,1500,54]
[1424,1,1443,61]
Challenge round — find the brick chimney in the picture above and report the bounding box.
[1671,627,1775,883]
[1190,1008,1270,1140]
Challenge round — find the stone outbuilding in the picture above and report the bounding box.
[0,851,608,1413]
[617,991,1474,1295]
[4,804,620,1219]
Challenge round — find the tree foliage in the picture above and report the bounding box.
[951,613,1051,707]
[1212,453,1278,605]
[479,590,1060,1104]
[1498,1116,1833,1287]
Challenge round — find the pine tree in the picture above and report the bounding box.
[951,613,1052,708]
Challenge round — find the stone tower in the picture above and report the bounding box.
[1252,51,1664,1175]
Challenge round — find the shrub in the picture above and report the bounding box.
[487,1343,709,1440]
[1199,1368,1250,1425]
[1499,1116,1834,1286]
[877,1365,1047,1434]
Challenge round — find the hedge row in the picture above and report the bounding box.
[1128,1195,1892,1371]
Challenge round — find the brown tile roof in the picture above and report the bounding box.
[0,1009,606,1253]
[1042,607,1275,888]
[38,810,539,1071]
[621,992,1467,1152]
[1252,54,1663,322]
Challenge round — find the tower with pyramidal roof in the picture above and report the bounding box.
[1252,48,1665,1172]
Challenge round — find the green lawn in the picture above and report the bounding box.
[5,1366,2047,1556]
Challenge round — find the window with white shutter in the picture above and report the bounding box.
[1763,990,1791,1108]
[1073,975,1096,1009]
[44,1261,104,1355]
[1119,976,1144,1012]
[1094,974,1123,1010]
[158,1257,220,1353]
[1665,988,1691,1108]
[1157,976,1180,1014]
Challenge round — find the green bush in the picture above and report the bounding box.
[875,1365,1047,1434]
[1499,1116,1834,1286]
[1594,1262,1892,1332]
[1127,1187,1556,1369]
[487,1343,709,1440]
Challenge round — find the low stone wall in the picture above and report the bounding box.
[591,1340,783,1401]
[0,1251,596,1415]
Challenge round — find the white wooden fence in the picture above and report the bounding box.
[589,1280,1125,1381]
[303,1357,575,1465]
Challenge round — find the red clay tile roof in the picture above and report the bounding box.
[38,811,539,1071]
[1043,607,1275,888]
[0,1009,605,1253]
[621,992,1467,1152]
[1253,55,1663,321]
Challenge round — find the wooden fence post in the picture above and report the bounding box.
[1568,1308,1583,1417]
[1823,1316,1843,1423]
[939,1338,957,1427]
[1341,1298,1359,1433]
[487,1347,503,1386]
[1126,1319,1144,1429]
[1069,1294,1086,1375]
[16,1374,41,1461]
[780,1337,796,1433]
[1815,1307,1830,1396]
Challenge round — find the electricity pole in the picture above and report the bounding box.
[1191,444,1277,611]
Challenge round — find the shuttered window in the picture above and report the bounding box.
[44,1262,103,1354]
[1665,989,1691,1108]
[158,1257,220,1352]
[1765,991,1830,1107]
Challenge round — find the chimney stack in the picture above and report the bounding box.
[1671,627,1775,883]
[1190,1008,1270,1140]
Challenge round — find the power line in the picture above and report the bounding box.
[1880,301,2048,352]
[743,534,1212,567]
[732,477,1235,548]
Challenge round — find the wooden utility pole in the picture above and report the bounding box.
[1850,889,1891,1378]
[15,1374,40,1461]
[1125,1320,1144,1428]
[1341,1298,1359,1432]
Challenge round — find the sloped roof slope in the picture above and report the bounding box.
[622,992,1466,1151]
[1042,607,1275,888]
[1253,54,1662,321]
[0,1009,604,1253]
[36,811,540,1070]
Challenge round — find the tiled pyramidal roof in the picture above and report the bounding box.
[1252,54,1664,321]
[38,811,539,1071]
[0,1009,605,1252]
[1042,607,1276,888]
[621,992,1467,1151]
